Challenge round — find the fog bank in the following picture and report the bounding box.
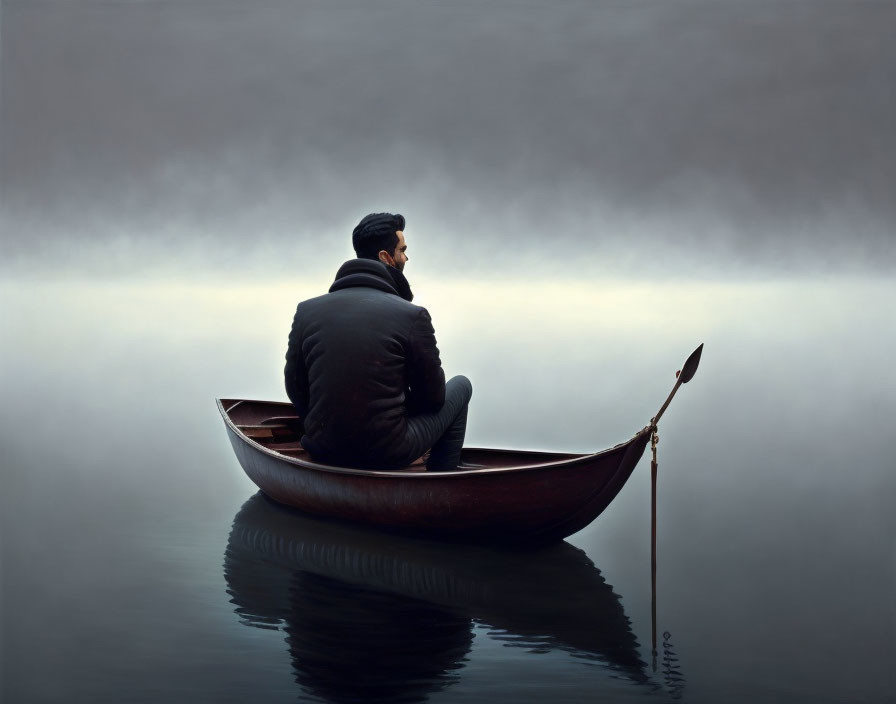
[2,0,894,277]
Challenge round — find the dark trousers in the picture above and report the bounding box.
[405,375,472,471]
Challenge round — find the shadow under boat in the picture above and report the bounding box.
[224,493,651,702]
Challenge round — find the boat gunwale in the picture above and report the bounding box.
[218,398,648,479]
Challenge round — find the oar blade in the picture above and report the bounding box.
[679,343,704,384]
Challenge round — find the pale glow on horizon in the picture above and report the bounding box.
[1,272,893,455]
[4,274,888,341]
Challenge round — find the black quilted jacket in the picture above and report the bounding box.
[284,259,446,467]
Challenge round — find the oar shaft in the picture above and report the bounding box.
[651,380,681,430]
[651,431,658,657]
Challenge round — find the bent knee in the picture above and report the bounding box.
[448,374,473,399]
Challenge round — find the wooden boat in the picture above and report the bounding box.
[218,344,702,545]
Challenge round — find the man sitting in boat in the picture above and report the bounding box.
[284,212,473,471]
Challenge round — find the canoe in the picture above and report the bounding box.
[224,492,649,698]
[219,397,650,544]
[218,345,702,545]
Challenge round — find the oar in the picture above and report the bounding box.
[650,343,703,661]
[650,343,704,430]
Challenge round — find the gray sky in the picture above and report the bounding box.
[2,0,894,277]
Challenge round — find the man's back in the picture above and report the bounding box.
[285,258,445,468]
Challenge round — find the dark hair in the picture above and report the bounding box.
[352,212,405,260]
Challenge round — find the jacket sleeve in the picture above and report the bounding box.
[406,308,446,414]
[284,306,310,417]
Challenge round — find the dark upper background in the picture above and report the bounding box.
[1,0,894,279]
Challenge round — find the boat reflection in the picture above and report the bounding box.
[224,493,650,702]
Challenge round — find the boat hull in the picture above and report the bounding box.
[220,399,651,544]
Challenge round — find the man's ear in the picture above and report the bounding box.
[378,250,394,266]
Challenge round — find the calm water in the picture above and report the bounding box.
[1,275,893,703]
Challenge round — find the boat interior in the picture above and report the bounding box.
[220,399,587,471]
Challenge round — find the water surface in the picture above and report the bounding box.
[2,274,893,703]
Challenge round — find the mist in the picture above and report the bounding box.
[2,0,894,278]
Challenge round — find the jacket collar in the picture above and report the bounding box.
[329,259,414,302]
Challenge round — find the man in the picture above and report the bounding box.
[284,212,472,471]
